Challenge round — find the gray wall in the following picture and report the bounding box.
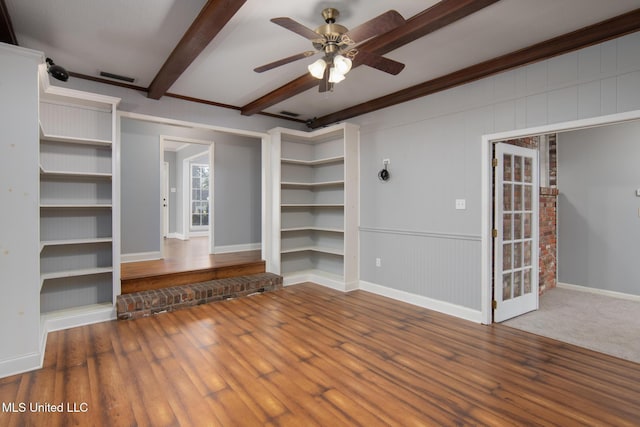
[352,31,640,312]
[557,121,640,295]
[214,135,262,247]
[121,119,261,256]
[121,119,161,254]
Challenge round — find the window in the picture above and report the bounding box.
[190,163,209,228]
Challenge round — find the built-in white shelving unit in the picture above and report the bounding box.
[270,123,359,291]
[38,71,120,331]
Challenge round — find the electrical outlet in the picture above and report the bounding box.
[375,258,382,267]
[383,159,390,165]
[455,199,466,210]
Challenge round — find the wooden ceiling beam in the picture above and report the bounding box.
[0,0,18,45]
[147,0,246,100]
[309,8,640,129]
[240,0,500,117]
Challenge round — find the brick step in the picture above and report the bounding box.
[117,273,283,320]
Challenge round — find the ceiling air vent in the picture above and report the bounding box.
[279,110,300,117]
[99,71,136,83]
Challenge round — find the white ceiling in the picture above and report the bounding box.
[6,0,640,122]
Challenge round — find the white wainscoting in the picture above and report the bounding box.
[359,226,482,315]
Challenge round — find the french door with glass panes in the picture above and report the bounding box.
[494,143,539,322]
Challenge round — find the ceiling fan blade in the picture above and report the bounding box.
[271,17,320,41]
[254,51,317,73]
[319,65,331,92]
[348,49,405,75]
[341,10,405,45]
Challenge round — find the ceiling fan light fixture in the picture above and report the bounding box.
[308,58,327,79]
[328,67,346,84]
[333,54,352,75]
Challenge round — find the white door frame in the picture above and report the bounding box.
[480,109,640,325]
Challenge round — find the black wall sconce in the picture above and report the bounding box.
[378,159,390,181]
[46,58,69,82]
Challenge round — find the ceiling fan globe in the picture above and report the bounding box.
[308,58,327,79]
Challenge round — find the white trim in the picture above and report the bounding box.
[190,230,209,238]
[284,271,349,292]
[0,302,115,378]
[121,251,162,263]
[119,111,268,139]
[167,232,187,240]
[557,282,640,302]
[0,352,42,379]
[214,243,262,254]
[261,134,272,271]
[42,304,115,333]
[359,226,480,241]
[480,109,640,325]
[359,280,482,323]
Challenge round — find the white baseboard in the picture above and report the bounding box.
[121,251,162,263]
[359,280,482,323]
[0,351,42,379]
[557,282,640,302]
[189,231,208,238]
[0,304,116,378]
[41,304,116,334]
[214,243,261,254]
[285,275,482,322]
[283,271,349,292]
[166,232,186,240]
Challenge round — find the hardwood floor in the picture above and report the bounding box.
[121,238,265,293]
[2,283,639,426]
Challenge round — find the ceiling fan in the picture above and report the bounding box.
[254,8,406,92]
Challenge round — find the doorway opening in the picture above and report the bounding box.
[481,109,640,325]
[160,136,213,259]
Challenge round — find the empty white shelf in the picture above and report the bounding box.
[281,226,344,233]
[40,237,113,252]
[280,246,344,256]
[281,156,344,166]
[41,266,114,283]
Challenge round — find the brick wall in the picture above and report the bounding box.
[539,187,559,293]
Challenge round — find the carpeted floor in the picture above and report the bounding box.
[502,286,640,364]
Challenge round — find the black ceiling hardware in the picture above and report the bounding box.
[46,57,69,82]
